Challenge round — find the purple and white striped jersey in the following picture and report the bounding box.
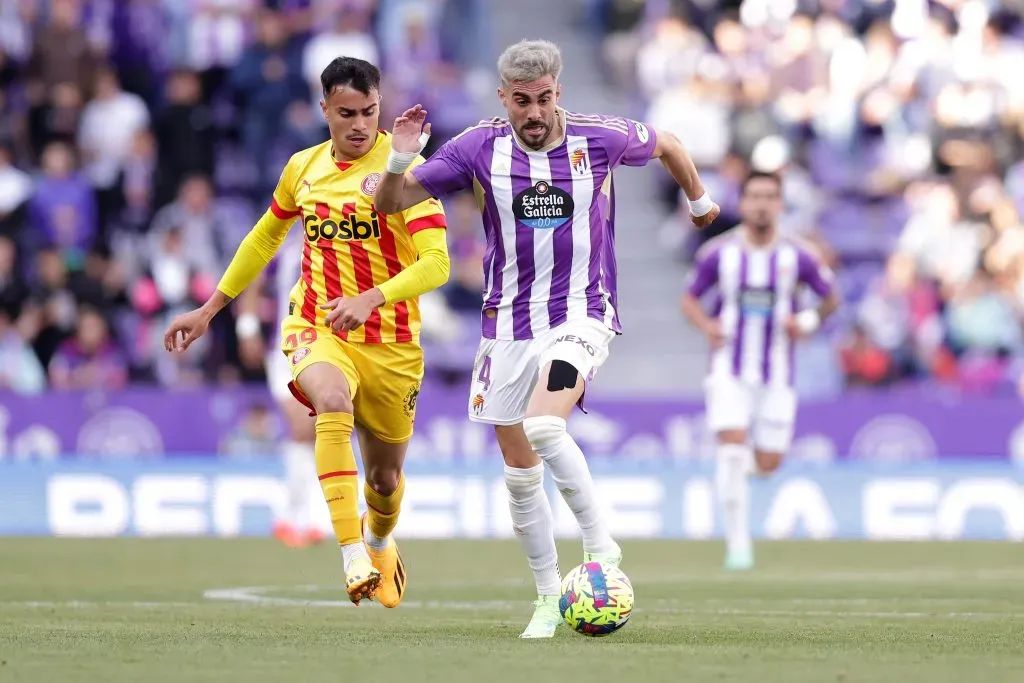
[687,230,835,387]
[412,110,658,341]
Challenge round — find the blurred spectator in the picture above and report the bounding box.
[230,9,307,201]
[302,6,378,110]
[77,66,150,232]
[0,144,32,237]
[220,402,278,457]
[0,309,45,394]
[442,192,485,313]
[27,142,97,263]
[25,0,100,107]
[48,305,127,390]
[0,234,27,317]
[152,70,216,208]
[148,175,231,276]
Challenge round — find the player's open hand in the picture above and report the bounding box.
[320,290,384,333]
[164,308,212,353]
[392,105,430,153]
[691,203,721,229]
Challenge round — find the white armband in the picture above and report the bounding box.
[794,309,821,335]
[688,192,714,217]
[235,312,260,340]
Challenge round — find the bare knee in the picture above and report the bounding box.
[494,424,540,468]
[755,450,783,474]
[312,389,352,415]
[717,429,748,445]
[365,466,401,496]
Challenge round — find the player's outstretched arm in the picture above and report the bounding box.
[651,129,720,229]
[375,105,436,214]
[163,209,292,353]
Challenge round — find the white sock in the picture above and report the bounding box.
[524,416,618,556]
[504,464,561,596]
[716,443,752,556]
[364,526,388,551]
[283,441,316,530]
[341,542,369,573]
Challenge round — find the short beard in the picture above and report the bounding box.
[517,123,551,149]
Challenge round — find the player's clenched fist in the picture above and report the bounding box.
[691,202,721,229]
[163,308,212,353]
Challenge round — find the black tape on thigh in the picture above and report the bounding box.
[546,359,579,392]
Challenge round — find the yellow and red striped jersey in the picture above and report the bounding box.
[271,132,446,344]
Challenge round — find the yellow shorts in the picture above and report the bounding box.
[280,314,424,443]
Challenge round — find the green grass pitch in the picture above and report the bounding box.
[0,539,1022,682]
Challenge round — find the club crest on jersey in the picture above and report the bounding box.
[570,147,589,175]
[471,393,485,415]
[292,347,310,365]
[403,383,421,417]
[513,180,575,230]
[361,172,382,196]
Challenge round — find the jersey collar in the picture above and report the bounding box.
[331,130,387,171]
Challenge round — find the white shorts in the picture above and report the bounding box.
[705,374,797,453]
[467,318,615,425]
[267,349,293,403]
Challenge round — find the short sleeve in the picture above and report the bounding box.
[411,135,474,197]
[797,247,835,298]
[270,154,300,219]
[401,156,448,234]
[608,117,658,168]
[687,245,720,298]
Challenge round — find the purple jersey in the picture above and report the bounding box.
[687,230,835,386]
[412,111,658,340]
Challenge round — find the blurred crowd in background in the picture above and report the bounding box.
[597,0,1024,394]
[4,0,1024,397]
[0,0,489,393]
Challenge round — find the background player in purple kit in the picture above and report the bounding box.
[681,171,840,571]
[375,39,719,638]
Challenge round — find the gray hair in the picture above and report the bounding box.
[497,40,563,86]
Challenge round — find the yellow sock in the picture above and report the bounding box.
[364,473,405,540]
[314,412,360,546]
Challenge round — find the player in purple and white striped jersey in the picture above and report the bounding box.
[375,39,719,637]
[681,171,840,571]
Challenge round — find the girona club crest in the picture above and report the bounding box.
[361,172,382,196]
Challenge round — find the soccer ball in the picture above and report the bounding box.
[558,561,633,636]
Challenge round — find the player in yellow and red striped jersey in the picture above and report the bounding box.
[162,57,450,608]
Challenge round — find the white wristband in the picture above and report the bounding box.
[235,312,260,340]
[688,192,714,217]
[795,309,821,335]
[386,147,418,175]
[418,131,431,151]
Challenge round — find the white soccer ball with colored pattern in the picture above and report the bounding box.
[558,561,633,636]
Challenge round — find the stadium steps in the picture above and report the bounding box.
[490,0,708,396]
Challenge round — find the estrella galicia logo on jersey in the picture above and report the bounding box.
[513,181,574,230]
[304,207,382,242]
[739,287,775,316]
[633,121,649,144]
[361,172,382,197]
[403,383,421,417]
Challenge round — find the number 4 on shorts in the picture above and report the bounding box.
[476,355,492,391]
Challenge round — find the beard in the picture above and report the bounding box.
[517,121,552,149]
